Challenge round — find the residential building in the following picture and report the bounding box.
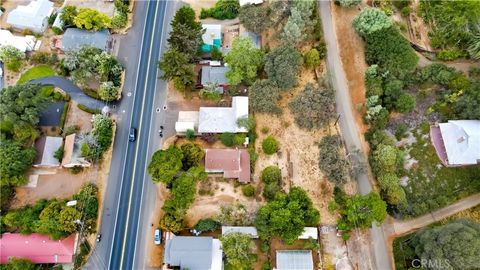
[175,96,249,134]
[33,136,63,168]
[200,66,229,88]
[0,29,36,52]
[205,148,251,183]
[275,250,314,270]
[430,120,480,166]
[163,236,222,270]
[61,134,91,168]
[201,24,221,53]
[6,0,54,33]
[222,226,258,238]
[0,233,77,264]
[57,28,111,52]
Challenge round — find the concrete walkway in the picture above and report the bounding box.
[29,76,106,110]
[391,193,480,237]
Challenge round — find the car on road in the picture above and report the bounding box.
[129,127,137,142]
[154,228,161,245]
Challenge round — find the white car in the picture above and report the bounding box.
[0,66,3,77]
[154,228,161,245]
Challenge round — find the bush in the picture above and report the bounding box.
[52,26,63,35]
[401,7,410,17]
[200,0,240,20]
[194,218,221,232]
[395,93,416,113]
[180,143,205,170]
[262,182,281,201]
[77,104,101,114]
[248,79,282,115]
[220,132,236,147]
[5,60,22,72]
[395,123,408,140]
[437,50,465,61]
[318,135,348,186]
[262,136,278,155]
[353,8,392,38]
[304,48,321,70]
[211,46,223,61]
[30,52,58,65]
[261,166,281,184]
[201,133,217,144]
[186,129,195,140]
[242,184,255,197]
[338,0,361,7]
[265,45,303,91]
[54,146,64,162]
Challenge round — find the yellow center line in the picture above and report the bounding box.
[118,1,160,268]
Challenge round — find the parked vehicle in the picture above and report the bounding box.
[154,228,161,245]
[129,127,137,142]
[96,234,102,242]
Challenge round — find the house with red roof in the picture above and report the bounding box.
[204,148,251,183]
[0,233,77,264]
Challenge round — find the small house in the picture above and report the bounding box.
[0,233,77,264]
[430,120,480,167]
[163,236,223,270]
[6,0,54,33]
[61,134,91,168]
[200,66,230,89]
[58,28,111,52]
[205,148,251,183]
[0,29,36,52]
[275,250,314,270]
[33,136,63,168]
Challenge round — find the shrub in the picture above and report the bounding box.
[248,79,282,115]
[211,46,223,61]
[54,146,64,162]
[261,166,281,184]
[77,104,101,114]
[180,143,204,170]
[185,129,195,140]
[220,132,236,147]
[30,52,58,65]
[304,48,321,70]
[262,136,278,155]
[353,8,392,38]
[395,93,416,113]
[338,0,361,7]
[52,26,63,35]
[194,218,221,232]
[401,7,410,17]
[264,45,303,91]
[242,184,255,197]
[200,0,240,20]
[263,182,281,201]
[201,133,217,144]
[234,133,246,145]
[395,123,408,140]
[318,135,348,186]
[437,50,465,61]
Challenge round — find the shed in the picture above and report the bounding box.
[222,226,258,238]
[33,136,63,168]
[6,0,54,33]
[200,66,229,86]
[276,250,313,270]
[298,227,318,240]
[60,28,110,52]
[175,111,199,133]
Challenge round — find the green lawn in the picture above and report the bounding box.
[17,65,55,85]
[399,126,480,218]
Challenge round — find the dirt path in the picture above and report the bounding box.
[390,193,480,237]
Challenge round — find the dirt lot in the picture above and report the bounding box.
[64,101,93,131]
[11,168,91,208]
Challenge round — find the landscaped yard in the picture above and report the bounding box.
[400,126,480,218]
[16,65,55,85]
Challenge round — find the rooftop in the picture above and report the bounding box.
[205,148,250,183]
[0,29,36,52]
[197,96,248,133]
[202,24,221,46]
[201,66,229,86]
[61,28,110,52]
[34,136,63,167]
[164,236,222,270]
[276,250,314,270]
[0,233,76,264]
[221,226,258,238]
[62,134,91,168]
[6,0,54,33]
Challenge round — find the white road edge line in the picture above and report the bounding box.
[107,1,151,269]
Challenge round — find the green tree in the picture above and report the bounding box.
[0,184,14,212]
[352,8,392,38]
[180,143,205,170]
[0,139,36,186]
[224,37,265,86]
[2,258,39,270]
[60,5,78,27]
[220,132,236,147]
[158,49,195,90]
[194,218,221,232]
[261,166,282,184]
[262,136,278,155]
[168,6,204,62]
[265,45,302,90]
[338,0,361,7]
[200,0,240,20]
[35,200,81,239]
[220,232,256,269]
[74,8,111,30]
[318,135,348,186]
[82,115,114,160]
[263,182,281,201]
[395,93,416,113]
[0,45,25,71]
[281,0,314,46]
[455,81,480,120]
[365,65,384,97]
[339,192,387,229]
[98,81,121,101]
[255,187,320,244]
[414,219,480,270]
[148,146,184,184]
[242,184,255,197]
[304,48,321,69]
[248,79,282,115]
[289,83,336,130]
[239,4,271,33]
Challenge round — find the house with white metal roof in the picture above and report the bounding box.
[163,236,222,270]
[298,227,318,240]
[275,250,313,270]
[6,0,54,33]
[0,29,36,52]
[430,120,480,167]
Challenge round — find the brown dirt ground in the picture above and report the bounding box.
[64,101,93,132]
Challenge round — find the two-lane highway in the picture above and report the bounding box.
[108,0,166,269]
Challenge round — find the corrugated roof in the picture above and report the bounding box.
[298,227,318,240]
[437,120,480,166]
[276,250,313,270]
[201,66,229,85]
[6,0,54,33]
[164,236,213,270]
[61,28,110,52]
[0,233,76,264]
[34,136,63,167]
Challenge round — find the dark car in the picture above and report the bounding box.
[129,128,137,142]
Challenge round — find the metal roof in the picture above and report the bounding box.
[276,250,314,270]
[6,0,54,33]
[33,136,63,167]
[198,96,248,133]
[201,66,229,85]
[61,28,110,52]
[438,120,480,166]
[164,236,214,270]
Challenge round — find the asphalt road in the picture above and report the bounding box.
[318,1,392,269]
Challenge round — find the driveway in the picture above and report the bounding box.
[29,76,106,110]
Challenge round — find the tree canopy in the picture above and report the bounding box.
[338,192,387,229]
[248,79,282,115]
[200,0,240,20]
[180,143,205,170]
[353,8,392,38]
[255,187,320,244]
[73,8,111,30]
[148,146,184,184]
[0,138,36,186]
[265,45,302,91]
[318,135,348,186]
[168,6,204,62]
[158,48,195,91]
[414,219,480,270]
[239,4,271,34]
[224,37,265,86]
[220,232,256,269]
